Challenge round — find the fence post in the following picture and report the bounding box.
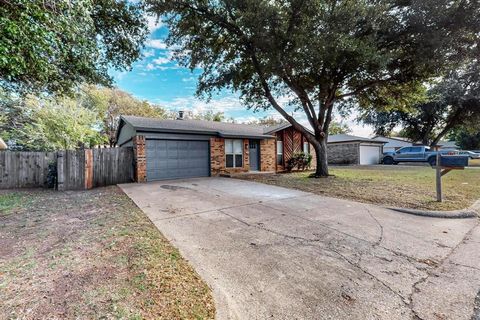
[57,151,65,191]
[84,149,93,189]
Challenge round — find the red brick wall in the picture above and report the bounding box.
[209,138,252,175]
[210,137,225,175]
[133,135,146,182]
[260,139,276,172]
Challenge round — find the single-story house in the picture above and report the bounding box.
[116,115,317,182]
[438,140,459,150]
[327,134,386,165]
[372,135,413,153]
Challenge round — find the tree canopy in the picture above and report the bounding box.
[450,126,480,151]
[147,0,480,176]
[0,0,147,95]
[0,92,104,151]
[360,65,480,146]
[0,87,168,150]
[82,85,168,146]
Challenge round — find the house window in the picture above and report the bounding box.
[225,139,243,168]
[277,141,283,165]
[303,141,309,154]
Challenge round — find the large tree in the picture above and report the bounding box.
[450,127,480,151]
[0,0,147,95]
[147,0,480,176]
[360,65,480,146]
[0,86,167,150]
[0,93,105,151]
[82,86,168,146]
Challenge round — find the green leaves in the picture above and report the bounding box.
[0,0,147,95]
[147,0,480,114]
[0,86,168,151]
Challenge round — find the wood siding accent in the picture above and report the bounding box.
[277,127,307,171]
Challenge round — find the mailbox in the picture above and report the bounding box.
[440,155,469,167]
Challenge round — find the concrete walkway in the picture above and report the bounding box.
[120,178,480,320]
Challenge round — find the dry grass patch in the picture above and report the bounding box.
[236,165,480,211]
[0,187,214,320]
[470,159,480,167]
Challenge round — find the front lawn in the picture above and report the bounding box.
[0,187,215,319]
[236,165,480,211]
[470,159,480,167]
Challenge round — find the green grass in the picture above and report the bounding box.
[0,192,29,215]
[238,165,480,211]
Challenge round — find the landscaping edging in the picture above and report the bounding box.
[388,200,480,219]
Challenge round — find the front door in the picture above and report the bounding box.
[249,140,260,171]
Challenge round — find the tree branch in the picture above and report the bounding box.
[336,78,394,99]
[247,46,315,142]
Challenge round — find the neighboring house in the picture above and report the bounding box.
[372,136,413,153]
[437,140,459,150]
[116,115,317,182]
[327,134,386,165]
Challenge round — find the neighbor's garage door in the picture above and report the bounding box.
[146,140,210,181]
[359,145,381,165]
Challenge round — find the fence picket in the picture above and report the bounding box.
[0,148,133,190]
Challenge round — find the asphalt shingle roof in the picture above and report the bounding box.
[328,134,386,144]
[121,115,275,138]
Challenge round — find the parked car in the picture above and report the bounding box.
[457,150,480,159]
[382,146,444,165]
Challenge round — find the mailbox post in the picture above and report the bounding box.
[432,149,469,202]
[436,152,442,202]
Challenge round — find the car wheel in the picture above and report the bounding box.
[428,157,437,166]
[383,157,394,165]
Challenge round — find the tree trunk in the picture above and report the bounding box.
[312,138,329,177]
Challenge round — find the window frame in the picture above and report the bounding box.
[303,141,309,154]
[225,139,243,168]
[276,140,284,165]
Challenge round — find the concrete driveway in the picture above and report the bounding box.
[120,178,480,320]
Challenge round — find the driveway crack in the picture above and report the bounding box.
[364,206,384,246]
[218,208,416,316]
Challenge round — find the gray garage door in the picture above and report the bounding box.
[146,140,210,181]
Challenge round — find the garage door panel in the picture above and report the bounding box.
[146,139,210,181]
[360,146,381,165]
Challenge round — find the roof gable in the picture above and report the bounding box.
[328,134,386,144]
[119,115,275,139]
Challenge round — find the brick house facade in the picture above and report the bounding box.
[117,116,324,182]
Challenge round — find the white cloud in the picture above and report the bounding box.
[153,56,171,65]
[146,15,164,33]
[143,49,155,58]
[182,76,196,82]
[146,39,168,49]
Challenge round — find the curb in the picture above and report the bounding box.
[388,200,480,219]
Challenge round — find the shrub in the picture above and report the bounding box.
[286,152,312,172]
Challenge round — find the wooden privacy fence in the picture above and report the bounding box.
[0,147,134,190]
[0,151,56,188]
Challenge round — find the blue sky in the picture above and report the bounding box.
[112,16,373,136]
